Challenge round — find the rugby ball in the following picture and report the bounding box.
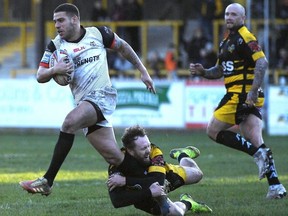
[49,49,74,86]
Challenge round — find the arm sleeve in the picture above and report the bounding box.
[96,26,115,48]
[246,40,265,62]
[109,187,152,208]
[39,41,56,68]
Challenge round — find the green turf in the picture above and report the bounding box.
[0,129,287,216]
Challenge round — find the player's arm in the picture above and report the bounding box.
[190,63,223,79]
[107,171,165,191]
[98,26,155,93]
[109,182,164,208]
[246,57,268,105]
[37,62,55,83]
[244,40,268,106]
[252,57,268,90]
[109,186,152,208]
[112,33,155,93]
[108,155,166,190]
[126,172,166,188]
[111,33,145,73]
[36,41,73,83]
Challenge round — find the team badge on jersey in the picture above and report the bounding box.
[228,44,235,53]
[90,41,96,47]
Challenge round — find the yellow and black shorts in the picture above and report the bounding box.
[214,90,264,125]
[165,163,186,191]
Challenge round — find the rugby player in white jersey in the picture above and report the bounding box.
[19,3,156,196]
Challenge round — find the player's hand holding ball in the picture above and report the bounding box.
[49,49,74,86]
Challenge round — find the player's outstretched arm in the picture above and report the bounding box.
[111,33,156,94]
[190,63,223,80]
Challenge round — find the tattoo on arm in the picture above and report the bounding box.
[252,57,268,90]
[113,37,142,69]
[203,65,223,79]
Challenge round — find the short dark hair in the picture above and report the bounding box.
[121,125,147,149]
[54,3,80,18]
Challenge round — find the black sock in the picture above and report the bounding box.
[181,200,192,210]
[178,153,188,163]
[44,131,74,186]
[216,130,258,156]
[265,150,281,185]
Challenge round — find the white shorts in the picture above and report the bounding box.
[81,86,117,134]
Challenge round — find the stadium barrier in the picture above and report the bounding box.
[1,79,287,135]
[9,68,195,79]
[1,19,288,84]
[272,69,288,85]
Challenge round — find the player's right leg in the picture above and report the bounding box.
[87,126,124,166]
[19,177,52,196]
[19,101,98,195]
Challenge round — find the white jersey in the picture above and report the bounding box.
[40,26,118,129]
[42,26,113,104]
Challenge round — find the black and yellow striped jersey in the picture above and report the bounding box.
[108,144,165,175]
[108,143,185,190]
[218,25,266,94]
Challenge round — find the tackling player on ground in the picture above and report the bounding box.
[107,125,212,215]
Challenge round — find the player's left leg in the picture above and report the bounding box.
[87,127,124,166]
[241,115,286,199]
[19,101,96,195]
[213,114,270,180]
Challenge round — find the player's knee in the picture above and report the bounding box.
[206,125,219,141]
[185,168,203,184]
[195,169,203,182]
[62,116,77,133]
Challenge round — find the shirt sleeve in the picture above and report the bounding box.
[96,26,115,48]
[39,41,57,68]
[246,40,265,62]
[148,145,166,174]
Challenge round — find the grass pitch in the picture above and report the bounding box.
[0,129,287,215]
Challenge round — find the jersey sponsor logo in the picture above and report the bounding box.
[73,46,85,53]
[74,54,100,67]
[221,61,234,74]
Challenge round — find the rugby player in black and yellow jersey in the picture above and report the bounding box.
[107,125,212,215]
[190,3,286,199]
